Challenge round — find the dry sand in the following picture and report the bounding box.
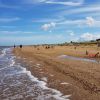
[13,45,100,100]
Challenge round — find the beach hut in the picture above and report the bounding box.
[96,39,100,47]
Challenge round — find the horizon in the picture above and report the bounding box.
[0,39,98,46]
[0,0,100,46]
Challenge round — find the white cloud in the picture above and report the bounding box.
[67,30,75,36]
[56,17,100,27]
[58,19,84,25]
[80,33,100,41]
[32,17,65,24]
[27,0,83,6]
[69,32,75,36]
[32,18,59,23]
[86,17,95,27]
[41,24,51,31]
[0,31,33,34]
[41,22,56,31]
[45,1,83,6]
[59,4,100,17]
[85,17,100,27]
[50,22,56,27]
[40,17,100,31]
[0,17,20,23]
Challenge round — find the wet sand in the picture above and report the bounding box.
[14,46,100,100]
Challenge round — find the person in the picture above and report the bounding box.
[20,45,22,48]
[74,46,76,50]
[14,44,16,48]
[86,50,88,55]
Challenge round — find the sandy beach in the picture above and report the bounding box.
[1,0,100,99]
[13,45,100,100]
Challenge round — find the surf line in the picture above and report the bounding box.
[19,66,71,100]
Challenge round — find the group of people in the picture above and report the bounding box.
[14,44,23,49]
[45,45,54,49]
[34,45,54,50]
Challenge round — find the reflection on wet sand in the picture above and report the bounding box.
[58,55,100,63]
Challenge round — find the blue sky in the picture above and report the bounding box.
[0,0,100,46]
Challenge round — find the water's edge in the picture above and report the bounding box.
[0,48,70,100]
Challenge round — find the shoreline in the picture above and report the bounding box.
[13,46,100,100]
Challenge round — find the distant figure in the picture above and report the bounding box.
[74,46,76,50]
[95,52,99,57]
[88,52,99,58]
[86,50,88,55]
[45,46,48,49]
[20,45,23,49]
[14,44,16,48]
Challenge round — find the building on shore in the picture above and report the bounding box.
[96,39,100,47]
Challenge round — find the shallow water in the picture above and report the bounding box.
[58,55,100,63]
[0,48,70,100]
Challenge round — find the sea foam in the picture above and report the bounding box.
[20,66,71,100]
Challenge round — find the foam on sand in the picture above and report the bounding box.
[41,77,48,82]
[20,66,71,100]
[9,58,15,67]
[61,82,69,85]
[49,74,54,77]
[0,48,6,58]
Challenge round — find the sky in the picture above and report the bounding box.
[0,0,100,46]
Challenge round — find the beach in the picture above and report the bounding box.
[0,0,100,99]
[13,45,100,100]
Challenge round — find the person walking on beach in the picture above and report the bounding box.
[20,45,23,49]
[14,44,16,48]
[86,50,88,55]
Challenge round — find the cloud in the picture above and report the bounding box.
[41,24,51,31]
[85,17,100,27]
[32,17,65,24]
[58,19,84,25]
[59,4,100,17]
[32,18,59,23]
[50,22,56,27]
[0,31,33,35]
[56,16,100,27]
[0,17,20,23]
[67,31,75,36]
[41,22,56,31]
[27,0,83,6]
[45,1,83,6]
[25,0,47,3]
[79,32,100,41]
[86,17,95,26]
[40,17,100,31]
